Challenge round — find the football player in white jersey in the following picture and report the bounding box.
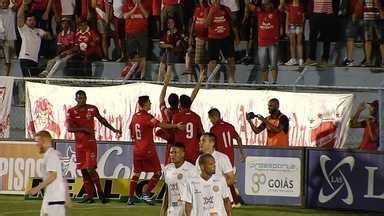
[27,130,71,216]
[196,133,243,208]
[161,143,198,216]
[183,154,232,216]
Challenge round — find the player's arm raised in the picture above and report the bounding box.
[190,72,204,103]
[160,72,172,105]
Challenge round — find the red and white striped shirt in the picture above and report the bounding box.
[363,0,379,20]
[313,0,333,14]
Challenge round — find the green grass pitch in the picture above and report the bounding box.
[0,195,381,216]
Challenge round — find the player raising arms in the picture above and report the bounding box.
[183,154,232,216]
[158,72,204,164]
[172,94,204,164]
[66,90,121,203]
[161,143,198,216]
[128,96,184,205]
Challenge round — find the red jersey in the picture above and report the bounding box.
[57,30,75,48]
[210,119,239,165]
[257,9,280,47]
[95,0,106,20]
[31,0,48,12]
[172,109,204,164]
[123,2,149,34]
[193,5,209,40]
[81,0,91,18]
[66,104,99,149]
[130,110,160,158]
[162,0,180,6]
[75,27,102,56]
[208,5,232,39]
[359,120,379,151]
[286,4,304,25]
[160,101,179,123]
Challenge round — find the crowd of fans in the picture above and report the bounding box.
[1,0,384,83]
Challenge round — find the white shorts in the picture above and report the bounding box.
[288,24,303,34]
[167,203,185,216]
[40,200,66,216]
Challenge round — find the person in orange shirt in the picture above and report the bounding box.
[246,98,289,147]
[350,100,379,151]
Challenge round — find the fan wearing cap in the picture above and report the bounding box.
[38,17,75,78]
[350,100,379,151]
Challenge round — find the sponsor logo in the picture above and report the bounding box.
[318,155,354,205]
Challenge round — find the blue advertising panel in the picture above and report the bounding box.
[307,149,384,212]
[54,140,167,179]
[55,140,304,206]
[234,147,304,206]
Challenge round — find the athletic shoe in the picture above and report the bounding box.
[127,197,135,205]
[142,193,154,206]
[285,58,298,66]
[99,193,109,204]
[343,58,354,67]
[305,59,318,66]
[78,197,95,204]
[298,59,304,66]
[232,203,242,208]
[38,70,48,78]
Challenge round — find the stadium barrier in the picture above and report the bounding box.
[1,140,381,212]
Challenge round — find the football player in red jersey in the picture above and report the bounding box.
[172,95,204,164]
[208,108,245,207]
[128,95,184,205]
[66,90,121,203]
[157,72,203,164]
[208,108,245,165]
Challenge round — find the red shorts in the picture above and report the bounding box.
[76,141,97,169]
[113,16,125,39]
[133,153,161,173]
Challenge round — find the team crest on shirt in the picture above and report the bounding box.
[177,173,183,180]
[213,185,219,192]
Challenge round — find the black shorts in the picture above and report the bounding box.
[126,32,148,58]
[207,37,235,61]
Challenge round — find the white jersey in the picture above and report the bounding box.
[164,161,198,216]
[40,147,66,216]
[196,151,233,177]
[18,25,46,62]
[183,174,230,216]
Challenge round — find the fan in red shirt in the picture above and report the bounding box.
[206,0,239,83]
[92,0,111,60]
[39,17,76,78]
[128,95,184,205]
[172,95,204,164]
[156,72,203,164]
[66,19,102,76]
[249,0,281,83]
[350,100,379,151]
[208,108,245,165]
[123,0,149,79]
[66,90,121,204]
[188,0,210,78]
